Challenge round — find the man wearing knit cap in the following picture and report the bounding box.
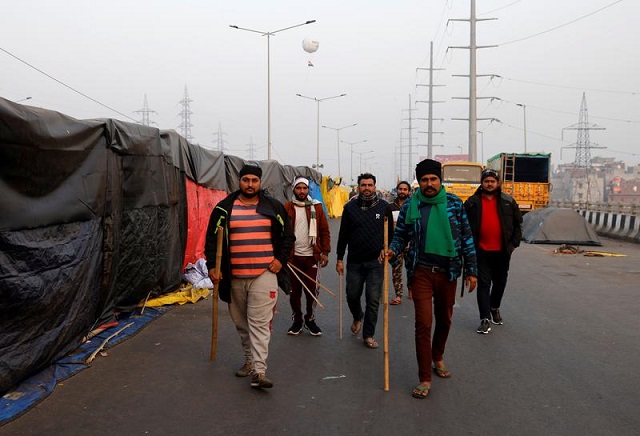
[336,173,393,349]
[205,163,295,389]
[464,168,522,334]
[388,158,477,399]
[284,176,331,336]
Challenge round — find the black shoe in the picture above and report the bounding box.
[491,308,504,325]
[476,318,491,334]
[304,319,323,336]
[250,373,273,389]
[287,321,304,335]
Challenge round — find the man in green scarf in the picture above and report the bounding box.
[388,158,477,400]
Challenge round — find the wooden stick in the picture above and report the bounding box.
[85,322,134,364]
[287,264,325,309]
[210,227,224,362]
[383,216,390,391]
[287,262,336,297]
[339,273,343,340]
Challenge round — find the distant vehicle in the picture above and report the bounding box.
[486,152,551,212]
[442,161,484,202]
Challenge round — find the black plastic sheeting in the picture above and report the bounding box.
[0,97,321,395]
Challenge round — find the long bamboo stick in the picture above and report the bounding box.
[383,216,390,391]
[210,227,224,362]
[287,262,336,297]
[287,264,325,309]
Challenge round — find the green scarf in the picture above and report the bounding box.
[405,186,456,257]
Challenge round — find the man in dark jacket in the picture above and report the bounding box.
[205,164,295,389]
[336,173,392,350]
[464,168,523,334]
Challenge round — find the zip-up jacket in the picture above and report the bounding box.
[283,201,331,262]
[204,190,295,303]
[389,192,477,283]
[464,188,523,254]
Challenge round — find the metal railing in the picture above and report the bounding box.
[550,200,639,216]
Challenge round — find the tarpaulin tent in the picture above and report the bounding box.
[522,207,601,246]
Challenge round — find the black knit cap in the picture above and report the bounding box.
[415,158,442,181]
[239,164,262,179]
[481,168,499,182]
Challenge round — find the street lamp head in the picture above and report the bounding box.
[229,25,238,29]
[305,20,316,24]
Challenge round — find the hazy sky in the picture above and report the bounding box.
[2,0,637,188]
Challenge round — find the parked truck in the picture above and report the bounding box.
[486,152,551,212]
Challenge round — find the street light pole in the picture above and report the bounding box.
[322,123,357,178]
[296,93,347,170]
[516,103,527,153]
[477,131,484,163]
[341,139,367,184]
[230,20,316,160]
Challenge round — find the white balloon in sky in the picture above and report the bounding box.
[302,38,319,53]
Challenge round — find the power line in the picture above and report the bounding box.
[497,0,624,46]
[0,45,138,122]
[494,75,639,96]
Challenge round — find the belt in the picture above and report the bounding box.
[419,265,448,274]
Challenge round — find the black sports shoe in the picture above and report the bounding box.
[304,319,323,336]
[476,318,491,334]
[491,308,504,325]
[250,373,273,389]
[287,320,304,335]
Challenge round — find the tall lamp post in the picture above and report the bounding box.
[516,103,527,153]
[230,20,316,160]
[322,123,357,178]
[354,150,374,174]
[296,93,347,169]
[341,139,368,184]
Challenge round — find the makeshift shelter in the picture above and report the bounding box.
[522,207,601,246]
[0,96,322,400]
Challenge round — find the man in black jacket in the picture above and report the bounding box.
[464,168,522,334]
[205,164,295,388]
[336,173,392,349]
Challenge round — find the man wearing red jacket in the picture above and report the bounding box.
[284,177,331,336]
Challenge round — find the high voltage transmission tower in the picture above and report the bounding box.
[416,41,445,159]
[449,0,497,163]
[400,94,422,181]
[177,85,194,143]
[212,122,228,152]
[562,92,606,202]
[134,94,157,126]
[246,136,257,160]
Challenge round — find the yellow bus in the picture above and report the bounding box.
[441,161,484,202]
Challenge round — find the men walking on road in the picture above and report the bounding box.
[205,164,295,389]
[386,180,412,305]
[464,168,522,334]
[284,176,331,336]
[388,159,477,399]
[336,173,392,349]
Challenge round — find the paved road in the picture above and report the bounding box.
[2,219,640,436]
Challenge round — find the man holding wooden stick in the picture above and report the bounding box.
[284,176,331,336]
[205,164,295,389]
[387,159,477,399]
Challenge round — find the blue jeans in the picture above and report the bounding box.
[346,258,383,339]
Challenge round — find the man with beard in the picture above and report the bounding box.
[464,168,522,334]
[283,177,331,336]
[388,159,477,399]
[205,164,295,389]
[386,180,412,305]
[336,173,393,349]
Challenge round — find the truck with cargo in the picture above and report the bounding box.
[486,152,551,212]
